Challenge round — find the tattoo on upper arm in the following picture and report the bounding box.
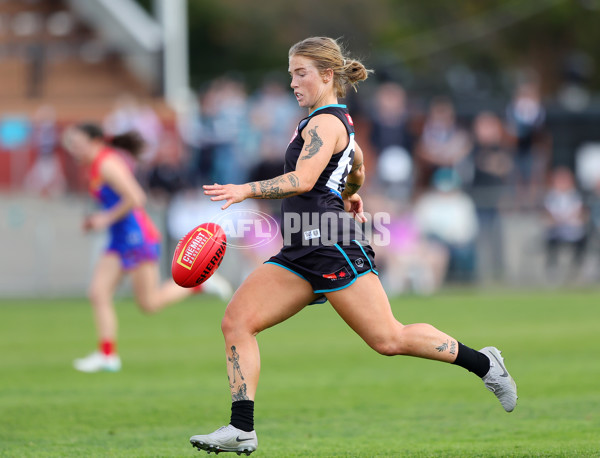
[259,176,297,199]
[228,345,249,401]
[299,126,323,160]
[450,340,456,355]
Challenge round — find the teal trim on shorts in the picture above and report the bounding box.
[335,243,358,276]
[313,243,358,293]
[313,281,357,294]
[265,261,327,305]
[265,261,308,281]
[353,239,379,275]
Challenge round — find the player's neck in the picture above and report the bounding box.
[308,96,339,115]
[87,143,105,164]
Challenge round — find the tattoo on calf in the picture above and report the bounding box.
[228,345,250,401]
[450,340,456,355]
[232,383,249,401]
[435,340,449,353]
[300,126,323,160]
[228,345,245,384]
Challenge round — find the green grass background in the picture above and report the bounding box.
[0,290,599,457]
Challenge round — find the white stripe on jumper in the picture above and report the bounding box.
[326,133,354,193]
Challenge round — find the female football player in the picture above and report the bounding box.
[63,123,231,373]
[190,37,517,455]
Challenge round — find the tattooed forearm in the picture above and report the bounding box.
[344,181,361,196]
[257,175,298,199]
[299,126,323,160]
[435,340,449,352]
[288,172,299,189]
[350,160,363,174]
[249,182,257,197]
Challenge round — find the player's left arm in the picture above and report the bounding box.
[204,115,342,210]
[342,142,365,198]
[342,142,367,222]
[84,156,146,231]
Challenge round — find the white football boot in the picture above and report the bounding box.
[73,351,121,373]
[480,346,518,412]
[190,425,257,455]
[202,273,233,301]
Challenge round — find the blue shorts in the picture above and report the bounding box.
[266,240,378,303]
[107,240,160,270]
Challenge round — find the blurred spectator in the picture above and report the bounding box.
[147,131,188,201]
[413,168,479,283]
[505,81,548,206]
[542,166,588,280]
[248,76,301,154]
[201,77,250,184]
[247,136,285,217]
[368,82,414,199]
[103,93,163,163]
[243,77,300,215]
[368,195,448,296]
[470,111,513,281]
[414,97,472,198]
[557,50,594,112]
[587,180,600,264]
[23,105,66,197]
[0,114,32,190]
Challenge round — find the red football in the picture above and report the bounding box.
[171,222,227,288]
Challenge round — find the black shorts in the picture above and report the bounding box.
[266,240,378,303]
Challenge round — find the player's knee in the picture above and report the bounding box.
[369,330,408,356]
[371,339,403,356]
[221,309,240,338]
[88,284,108,307]
[137,299,156,314]
[221,304,258,338]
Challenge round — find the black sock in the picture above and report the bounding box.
[230,400,254,432]
[452,342,491,378]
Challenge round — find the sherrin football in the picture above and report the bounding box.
[171,222,227,288]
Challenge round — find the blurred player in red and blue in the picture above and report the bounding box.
[63,123,231,372]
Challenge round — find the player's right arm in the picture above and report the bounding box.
[204,114,343,209]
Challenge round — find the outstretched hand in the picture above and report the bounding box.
[203,183,249,210]
[343,193,367,223]
[82,212,111,232]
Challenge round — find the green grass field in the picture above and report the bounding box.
[1,290,599,457]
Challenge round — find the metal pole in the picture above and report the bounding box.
[156,0,190,109]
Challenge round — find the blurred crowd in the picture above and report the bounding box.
[4,74,600,293]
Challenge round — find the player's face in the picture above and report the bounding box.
[288,55,328,109]
[63,128,92,162]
